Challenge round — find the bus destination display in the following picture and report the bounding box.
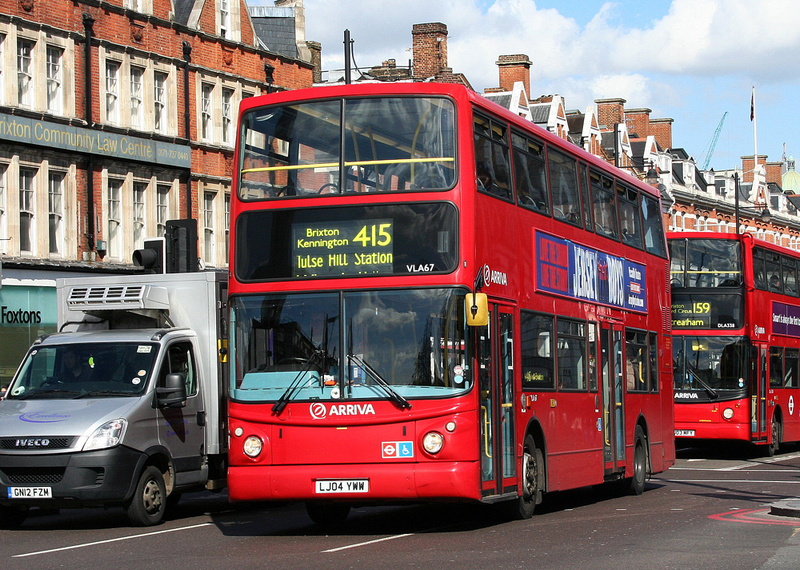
[671,292,743,330]
[293,219,393,276]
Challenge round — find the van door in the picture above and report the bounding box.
[157,341,206,486]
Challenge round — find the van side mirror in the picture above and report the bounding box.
[156,372,187,408]
[465,293,488,327]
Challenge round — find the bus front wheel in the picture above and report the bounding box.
[766,419,782,457]
[510,435,542,520]
[629,426,648,496]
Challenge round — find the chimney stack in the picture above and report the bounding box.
[412,22,448,81]
[497,54,531,95]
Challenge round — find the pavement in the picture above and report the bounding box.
[770,500,800,518]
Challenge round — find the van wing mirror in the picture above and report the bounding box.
[156,372,187,408]
[465,293,488,327]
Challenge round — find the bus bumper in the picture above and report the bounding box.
[674,421,751,442]
[228,461,481,502]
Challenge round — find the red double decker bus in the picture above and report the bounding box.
[670,231,800,455]
[227,82,675,524]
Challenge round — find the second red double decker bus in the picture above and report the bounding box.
[670,231,800,455]
[227,82,675,524]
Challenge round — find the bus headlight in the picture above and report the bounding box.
[83,419,127,451]
[423,431,444,454]
[722,408,735,420]
[243,435,263,458]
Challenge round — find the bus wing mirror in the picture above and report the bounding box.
[465,293,488,327]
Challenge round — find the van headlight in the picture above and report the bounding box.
[83,419,127,451]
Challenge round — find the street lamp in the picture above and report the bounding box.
[645,163,658,185]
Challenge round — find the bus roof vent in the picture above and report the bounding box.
[66,284,170,312]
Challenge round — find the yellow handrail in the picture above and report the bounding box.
[241,156,454,174]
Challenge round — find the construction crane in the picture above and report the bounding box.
[702,112,728,170]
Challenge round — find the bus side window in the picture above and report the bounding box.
[642,195,667,258]
[548,150,581,226]
[590,171,618,239]
[618,185,643,249]
[512,132,549,214]
[625,330,648,392]
[785,348,799,388]
[753,249,767,290]
[521,311,554,390]
[474,113,512,202]
[783,256,798,296]
[648,332,659,393]
[579,164,593,232]
[770,346,784,388]
[766,252,782,293]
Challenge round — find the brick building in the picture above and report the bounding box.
[0,0,314,384]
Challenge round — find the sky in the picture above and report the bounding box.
[277,0,800,172]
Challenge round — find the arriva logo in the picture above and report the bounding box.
[309,402,376,419]
[483,264,508,288]
[674,392,699,400]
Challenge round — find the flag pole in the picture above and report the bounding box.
[751,86,760,205]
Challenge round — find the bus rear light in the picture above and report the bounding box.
[423,431,444,454]
[243,435,263,458]
[722,408,735,420]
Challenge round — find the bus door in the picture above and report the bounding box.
[478,303,517,498]
[600,322,626,476]
[751,345,769,442]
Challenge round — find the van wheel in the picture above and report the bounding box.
[127,466,166,526]
[0,504,28,529]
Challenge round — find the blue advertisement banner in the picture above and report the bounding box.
[535,232,647,313]
[772,301,800,337]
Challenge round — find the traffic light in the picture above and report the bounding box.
[166,219,198,273]
[133,238,166,273]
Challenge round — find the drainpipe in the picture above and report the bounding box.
[182,41,192,219]
[83,13,95,253]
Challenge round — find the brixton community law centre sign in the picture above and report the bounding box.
[0,112,191,169]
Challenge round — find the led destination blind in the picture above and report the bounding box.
[234,203,458,281]
[293,219,394,276]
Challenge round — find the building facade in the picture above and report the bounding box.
[0,0,314,387]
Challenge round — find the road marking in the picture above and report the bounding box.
[13,522,213,558]
[662,479,800,484]
[323,533,414,553]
